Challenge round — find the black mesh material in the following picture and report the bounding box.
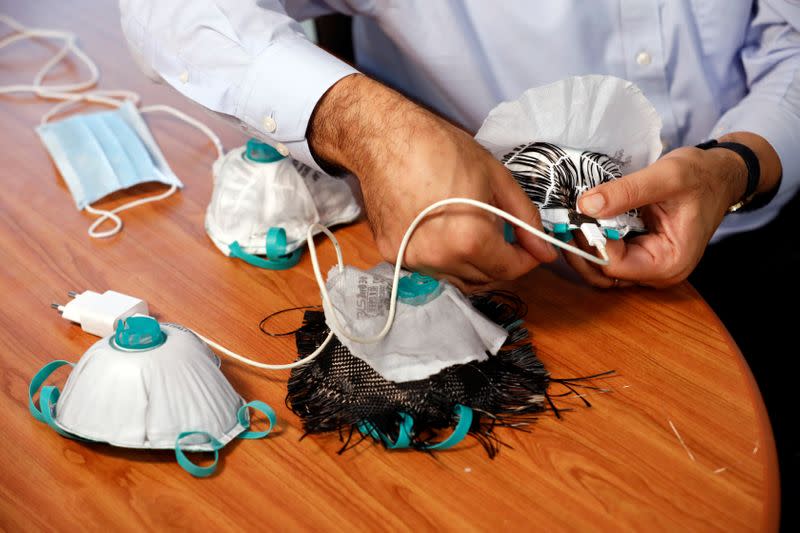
[502,141,625,210]
[286,292,550,456]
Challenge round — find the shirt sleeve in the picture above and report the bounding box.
[118,0,359,171]
[711,0,800,240]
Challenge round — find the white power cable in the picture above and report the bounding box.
[194,330,336,371]
[310,197,609,346]
[189,197,610,371]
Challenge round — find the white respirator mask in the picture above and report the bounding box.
[322,263,508,382]
[205,139,361,269]
[29,316,275,477]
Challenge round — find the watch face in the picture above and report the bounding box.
[501,141,647,239]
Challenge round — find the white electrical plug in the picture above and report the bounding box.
[52,290,149,337]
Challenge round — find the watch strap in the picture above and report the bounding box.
[696,139,761,213]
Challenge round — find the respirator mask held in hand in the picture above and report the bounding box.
[476,75,663,243]
[205,138,362,270]
[29,316,276,477]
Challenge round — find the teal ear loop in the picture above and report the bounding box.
[357,404,473,451]
[229,227,303,270]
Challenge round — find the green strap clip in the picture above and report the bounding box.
[229,227,302,270]
[358,404,473,451]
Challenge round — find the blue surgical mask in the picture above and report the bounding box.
[36,102,183,236]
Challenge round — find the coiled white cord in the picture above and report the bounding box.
[0,14,224,238]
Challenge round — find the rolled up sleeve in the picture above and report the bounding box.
[712,0,800,239]
[118,0,358,171]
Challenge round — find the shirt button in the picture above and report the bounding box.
[636,51,652,66]
[262,116,277,133]
[179,71,189,84]
[275,142,289,157]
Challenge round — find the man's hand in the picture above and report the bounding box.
[308,74,557,290]
[567,132,782,288]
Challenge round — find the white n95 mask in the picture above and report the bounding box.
[476,75,663,242]
[205,139,361,270]
[321,263,509,382]
[36,101,185,238]
[29,316,276,477]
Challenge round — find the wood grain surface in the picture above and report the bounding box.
[0,2,779,531]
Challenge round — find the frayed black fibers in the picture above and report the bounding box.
[286,291,609,456]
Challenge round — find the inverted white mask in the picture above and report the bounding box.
[205,139,361,269]
[29,316,275,477]
[322,263,508,382]
[476,75,662,241]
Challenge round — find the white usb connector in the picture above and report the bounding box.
[52,290,149,337]
[579,222,609,262]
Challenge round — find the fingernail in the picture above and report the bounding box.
[580,193,605,216]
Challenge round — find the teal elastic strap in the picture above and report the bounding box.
[228,227,302,270]
[358,405,473,451]
[554,230,574,243]
[175,431,224,478]
[425,404,473,450]
[504,222,516,244]
[236,400,277,440]
[359,414,413,449]
[29,360,73,423]
[553,223,569,234]
[38,386,81,439]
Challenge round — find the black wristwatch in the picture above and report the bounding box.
[695,139,778,213]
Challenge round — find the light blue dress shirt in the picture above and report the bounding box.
[119,0,800,240]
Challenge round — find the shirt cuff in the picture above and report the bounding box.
[710,95,800,241]
[236,37,358,172]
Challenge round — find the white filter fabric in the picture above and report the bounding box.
[205,147,361,256]
[475,75,663,174]
[322,263,508,383]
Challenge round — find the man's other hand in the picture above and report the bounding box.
[308,74,557,291]
[568,132,782,288]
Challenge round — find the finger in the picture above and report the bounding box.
[469,238,543,281]
[578,158,685,219]
[491,168,558,263]
[415,258,494,287]
[437,274,490,295]
[599,234,670,284]
[435,207,543,282]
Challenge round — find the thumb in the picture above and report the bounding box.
[578,159,682,218]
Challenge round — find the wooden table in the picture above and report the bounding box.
[0,2,779,531]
